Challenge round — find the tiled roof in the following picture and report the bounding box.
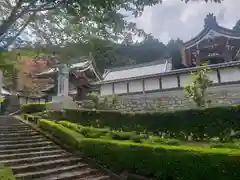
[36,61,91,76]
[102,59,171,82]
[184,13,240,49]
[97,60,240,84]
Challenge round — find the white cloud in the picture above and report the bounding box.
[135,0,240,44]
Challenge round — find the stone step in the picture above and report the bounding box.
[0,123,25,126]
[0,131,40,138]
[0,137,47,145]
[35,169,104,180]
[0,135,43,142]
[0,128,34,133]
[0,145,60,155]
[15,164,90,180]
[11,157,84,174]
[0,149,64,160]
[0,154,71,166]
[77,174,111,180]
[0,140,54,150]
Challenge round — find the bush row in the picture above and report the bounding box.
[58,121,145,143]
[20,103,47,114]
[62,106,240,140]
[38,119,240,180]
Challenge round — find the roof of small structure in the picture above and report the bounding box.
[36,60,102,81]
[184,13,240,49]
[99,59,172,84]
[97,60,240,85]
[1,88,11,95]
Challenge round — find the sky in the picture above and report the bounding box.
[134,0,240,44]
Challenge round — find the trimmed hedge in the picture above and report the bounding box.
[38,119,240,180]
[23,114,41,124]
[20,103,47,114]
[62,105,240,140]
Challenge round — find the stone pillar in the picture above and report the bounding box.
[62,64,69,97]
[0,71,3,111]
[57,64,69,97]
[0,71,2,96]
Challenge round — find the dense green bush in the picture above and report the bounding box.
[61,105,240,140]
[38,120,240,180]
[58,121,109,138]
[23,114,40,124]
[39,119,83,147]
[0,164,15,180]
[20,103,47,114]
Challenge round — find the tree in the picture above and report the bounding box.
[166,39,184,70]
[0,0,164,49]
[184,65,212,108]
[0,0,223,49]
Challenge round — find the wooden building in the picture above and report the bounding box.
[35,59,101,101]
[181,13,240,67]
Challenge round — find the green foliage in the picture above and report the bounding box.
[109,131,135,140]
[60,105,240,141]
[58,121,110,138]
[82,92,119,110]
[38,119,83,148]
[23,114,41,124]
[184,65,212,107]
[0,164,15,180]
[39,120,240,180]
[20,103,47,114]
[0,97,5,103]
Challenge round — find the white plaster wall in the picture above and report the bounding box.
[179,73,191,87]
[144,78,160,91]
[219,67,240,83]
[114,82,127,94]
[161,75,178,89]
[208,70,218,83]
[129,80,142,93]
[100,84,113,96]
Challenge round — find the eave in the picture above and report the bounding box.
[96,61,240,85]
[184,25,240,49]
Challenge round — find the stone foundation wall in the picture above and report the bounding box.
[113,84,240,112]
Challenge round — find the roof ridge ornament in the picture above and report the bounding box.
[204,13,218,29]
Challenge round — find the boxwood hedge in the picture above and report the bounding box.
[62,105,240,140]
[38,119,240,180]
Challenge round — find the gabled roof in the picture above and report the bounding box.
[99,59,172,84]
[184,13,240,49]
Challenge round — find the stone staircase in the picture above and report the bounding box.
[0,116,118,180]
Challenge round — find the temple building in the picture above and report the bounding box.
[98,13,240,97]
[35,58,101,101]
[181,13,240,67]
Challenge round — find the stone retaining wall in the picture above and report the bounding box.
[112,84,240,112]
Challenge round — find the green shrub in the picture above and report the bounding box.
[130,134,144,143]
[78,139,240,180]
[38,119,83,147]
[149,136,181,146]
[0,164,15,180]
[58,121,109,138]
[20,103,47,114]
[62,105,240,140]
[210,142,240,149]
[23,114,40,124]
[109,131,134,140]
[39,118,240,180]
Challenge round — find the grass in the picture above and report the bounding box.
[0,164,15,180]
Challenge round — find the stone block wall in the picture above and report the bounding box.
[112,84,240,112]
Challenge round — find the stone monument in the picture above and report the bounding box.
[48,64,78,110]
